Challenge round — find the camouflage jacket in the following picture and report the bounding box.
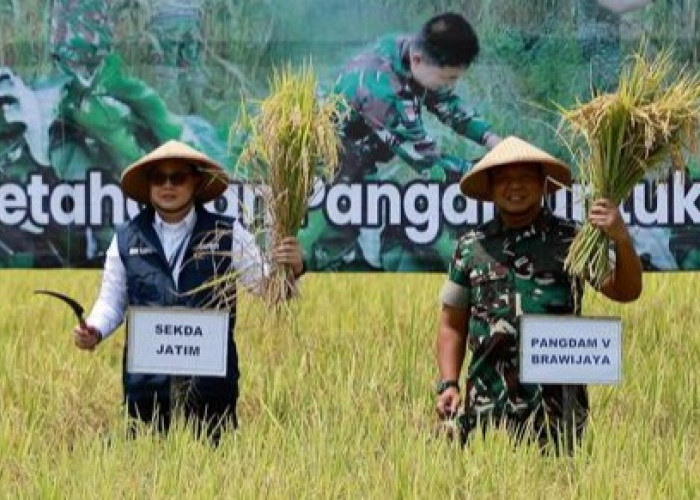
[146,0,204,67]
[50,0,121,76]
[446,208,585,419]
[334,35,491,173]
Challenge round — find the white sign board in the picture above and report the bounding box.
[127,307,229,377]
[519,314,622,385]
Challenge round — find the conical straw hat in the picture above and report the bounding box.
[120,140,229,204]
[459,136,571,201]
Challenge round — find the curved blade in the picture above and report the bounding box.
[34,289,86,326]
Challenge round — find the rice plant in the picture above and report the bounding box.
[2,270,699,498]
[227,62,344,304]
[559,42,700,288]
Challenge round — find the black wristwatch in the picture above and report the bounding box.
[435,379,460,395]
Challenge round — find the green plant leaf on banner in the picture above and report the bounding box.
[49,139,95,181]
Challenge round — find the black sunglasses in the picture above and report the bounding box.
[148,170,195,186]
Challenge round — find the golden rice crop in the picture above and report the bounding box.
[559,42,700,288]
[2,270,700,497]
[227,62,344,305]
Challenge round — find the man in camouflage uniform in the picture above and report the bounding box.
[50,0,115,83]
[50,0,183,169]
[334,11,500,183]
[47,0,186,266]
[435,136,642,450]
[302,12,501,271]
[146,0,206,114]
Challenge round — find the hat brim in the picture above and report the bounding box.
[458,136,572,201]
[459,160,572,201]
[120,140,229,204]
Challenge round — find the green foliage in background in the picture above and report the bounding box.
[2,0,697,162]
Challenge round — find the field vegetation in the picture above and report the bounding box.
[0,270,697,498]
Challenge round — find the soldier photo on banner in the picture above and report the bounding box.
[299,12,501,272]
[145,0,206,115]
[0,0,233,267]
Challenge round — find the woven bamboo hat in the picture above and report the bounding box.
[120,140,229,204]
[459,136,571,201]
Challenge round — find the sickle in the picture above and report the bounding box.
[34,289,86,327]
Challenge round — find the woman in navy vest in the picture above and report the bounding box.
[72,140,304,443]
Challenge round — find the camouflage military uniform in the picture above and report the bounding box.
[334,34,491,182]
[50,0,183,169]
[146,0,206,114]
[301,34,492,271]
[48,0,185,266]
[50,0,117,82]
[446,208,589,446]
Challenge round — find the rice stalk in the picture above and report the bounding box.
[558,41,700,288]
[226,62,344,306]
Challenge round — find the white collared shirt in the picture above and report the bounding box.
[154,207,196,286]
[87,206,267,340]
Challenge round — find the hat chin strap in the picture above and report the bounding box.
[192,173,208,202]
[542,174,574,214]
[544,174,570,193]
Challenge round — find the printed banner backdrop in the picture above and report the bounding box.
[0,0,698,271]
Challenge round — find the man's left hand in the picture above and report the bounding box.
[272,236,305,278]
[588,198,632,244]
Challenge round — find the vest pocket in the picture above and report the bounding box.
[127,271,163,303]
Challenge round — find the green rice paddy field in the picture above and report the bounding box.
[0,270,698,498]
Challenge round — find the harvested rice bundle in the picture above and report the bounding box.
[231,63,344,304]
[559,44,700,288]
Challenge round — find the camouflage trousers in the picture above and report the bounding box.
[458,382,589,453]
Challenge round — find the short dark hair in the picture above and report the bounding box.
[414,12,479,67]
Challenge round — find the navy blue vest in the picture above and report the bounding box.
[117,205,239,405]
